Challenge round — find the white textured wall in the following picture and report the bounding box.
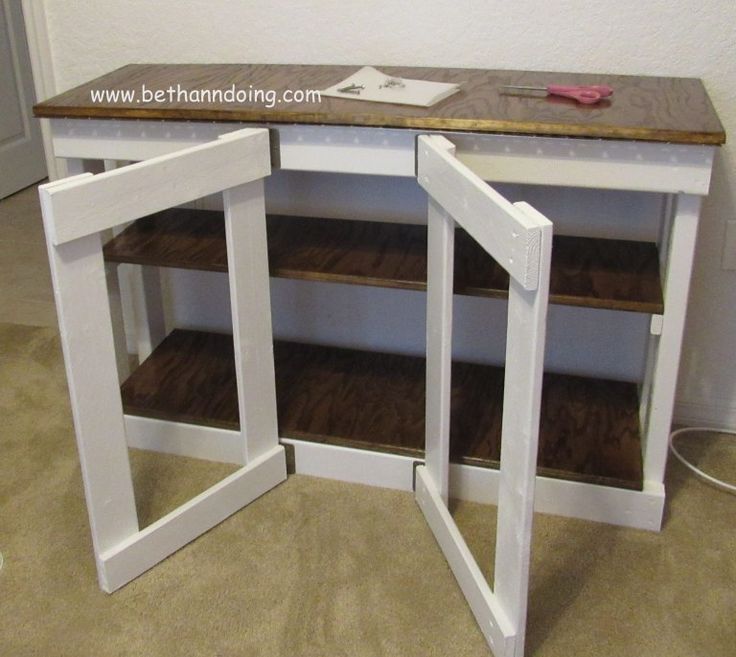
[42,0,736,427]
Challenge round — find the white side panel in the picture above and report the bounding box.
[43,128,271,245]
[99,447,286,592]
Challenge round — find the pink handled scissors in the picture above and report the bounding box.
[501,84,614,104]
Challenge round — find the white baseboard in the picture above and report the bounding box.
[674,398,736,431]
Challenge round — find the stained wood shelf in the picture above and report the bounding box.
[121,329,644,491]
[104,209,664,314]
[33,64,725,145]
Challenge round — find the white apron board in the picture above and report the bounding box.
[38,128,287,592]
[414,136,552,657]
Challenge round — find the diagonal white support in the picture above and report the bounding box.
[416,466,515,657]
[99,446,285,592]
[417,135,542,291]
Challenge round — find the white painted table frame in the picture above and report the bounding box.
[415,136,552,657]
[43,118,716,533]
[39,128,287,592]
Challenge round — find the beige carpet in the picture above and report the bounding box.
[0,322,734,657]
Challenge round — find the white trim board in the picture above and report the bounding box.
[125,422,665,531]
[674,399,736,431]
[49,118,716,194]
[293,441,665,531]
[125,415,244,465]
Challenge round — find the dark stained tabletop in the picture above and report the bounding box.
[34,64,725,145]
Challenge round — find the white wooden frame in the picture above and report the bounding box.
[415,135,553,657]
[42,117,715,531]
[39,128,287,592]
[46,118,715,194]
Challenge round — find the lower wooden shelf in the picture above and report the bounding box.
[121,329,643,490]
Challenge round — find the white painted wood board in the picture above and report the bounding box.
[43,128,271,245]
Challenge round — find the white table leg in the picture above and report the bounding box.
[644,193,702,485]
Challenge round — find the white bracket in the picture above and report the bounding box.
[650,314,664,336]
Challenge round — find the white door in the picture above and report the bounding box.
[414,135,552,657]
[0,0,46,198]
[38,128,287,592]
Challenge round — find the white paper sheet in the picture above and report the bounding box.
[321,66,460,108]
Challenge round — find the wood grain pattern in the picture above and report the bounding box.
[120,329,240,429]
[104,208,229,271]
[120,329,643,490]
[457,229,664,313]
[34,64,725,145]
[103,210,664,313]
[267,214,427,290]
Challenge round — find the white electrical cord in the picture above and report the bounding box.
[669,426,736,495]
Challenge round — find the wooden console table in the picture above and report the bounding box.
[34,61,726,526]
[35,63,724,656]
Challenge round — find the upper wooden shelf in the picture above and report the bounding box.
[103,209,664,314]
[34,64,725,145]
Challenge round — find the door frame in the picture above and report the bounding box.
[415,135,553,657]
[39,127,287,592]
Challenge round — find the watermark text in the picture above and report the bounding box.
[90,83,320,109]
